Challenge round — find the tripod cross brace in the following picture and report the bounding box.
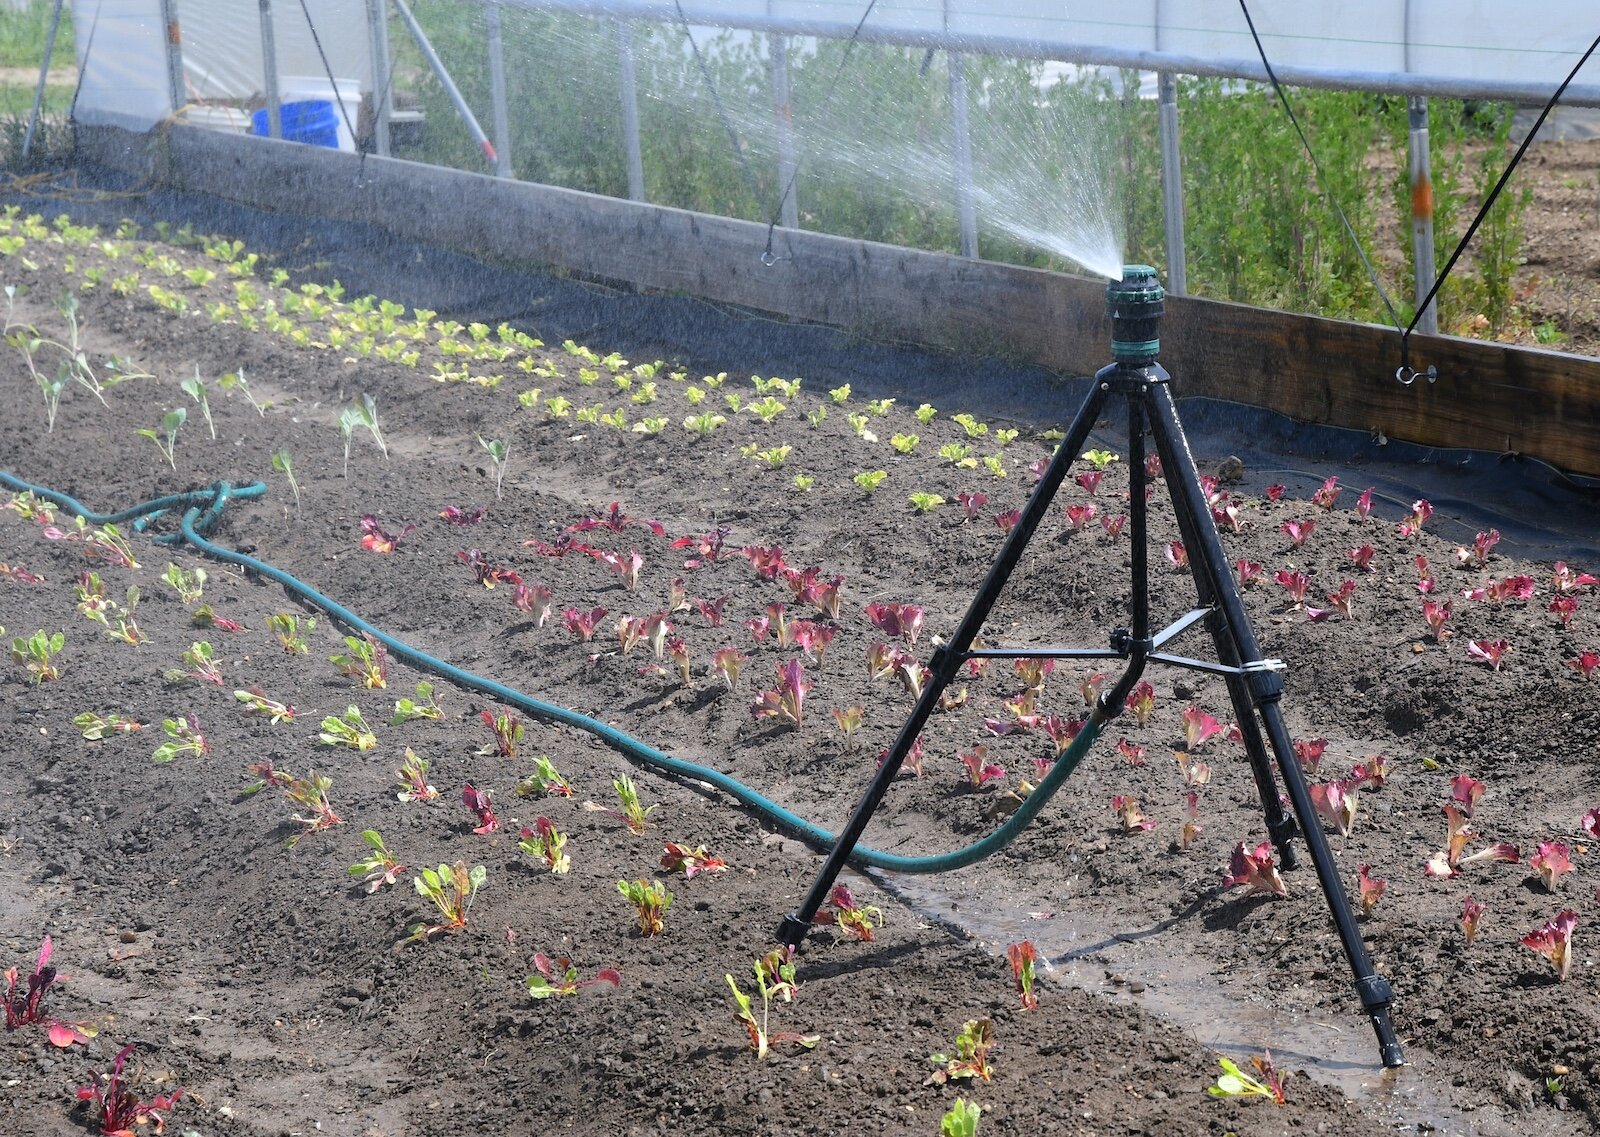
[777,266,1403,1068]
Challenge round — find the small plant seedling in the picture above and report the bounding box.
[233,688,296,724]
[1522,910,1579,981]
[1208,1052,1287,1103]
[405,862,487,944]
[180,368,216,439]
[75,1044,182,1134]
[1007,941,1040,1009]
[271,449,301,511]
[478,435,510,499]
[266,612,314,654]
[164,641,223,686]
[583,774,657,835]
[727,946,817,1059]
[318,705,377,751]
[218,367,266,415]
[480,707,525,757]
[330,633,388,689]
[395,748,439,802]
[136,407,187,470]
[517,754,574,799]
[462,784,501,834]
[941,1098,981,1137]
[72,711,144,739]
[660,841,728,879]
[349,829,406,893]
[160,563,206,604]
[4,935,94,1046]
[750,659,813,728]
[11,629,64,683]
[391,681,444,724]
[518,816,571,874]
[150,712,209,763]
[909,491,945,514]
[619,877,672,936]
[927,1018,996,1084]
[828,383,851,404]
[526,953,621,999]
[813,883,882,941]
[853,469,887,493]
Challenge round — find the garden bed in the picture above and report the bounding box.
[0,199,1596,1137]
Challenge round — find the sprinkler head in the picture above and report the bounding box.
[1106,264,1164,367]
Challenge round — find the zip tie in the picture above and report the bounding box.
[1241,659,1287,673]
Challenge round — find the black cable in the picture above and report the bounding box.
[1237,0,1402,335]
[295,0,359,151]
[1405,28,1600,341]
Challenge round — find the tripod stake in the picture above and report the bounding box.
[779,266,1402,1068]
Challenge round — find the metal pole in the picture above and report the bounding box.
[617,20,645,201]
[20,0,63,162]
[259,0,282,139]
[770,34,799,229]
[486,1,514,177]
[948,50,978,259]
[365,0,393,155]
[1157,71,1187,295]
[1408,95,1438,335]
[392,0,499,167]
[159,0,185,116]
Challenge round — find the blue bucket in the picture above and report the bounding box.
[250,100,339,149]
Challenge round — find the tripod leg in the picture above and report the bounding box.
[1142,383,1403,1068]
[777,380,1113,949]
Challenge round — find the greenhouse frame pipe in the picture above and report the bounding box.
[948,50,978,259]
[769,34,799,230]
[1157,72,1186,296]
[365,0,392,155]
[617,20,645,202]
[1408,96,1438,335]
[20,0,63,163]
[486,0,514,177]
[258,0,282,139]
[393,0,499,166]
[159,0,185,115]
[487,0,1600,108]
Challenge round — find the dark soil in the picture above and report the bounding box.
[0,198,1597,1137]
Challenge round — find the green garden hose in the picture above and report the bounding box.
[0,471,1103,873]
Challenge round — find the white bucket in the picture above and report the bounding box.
[279,76,361,153]
[177,105,251,135]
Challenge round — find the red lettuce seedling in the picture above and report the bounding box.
[461,784,500,835]
[395,748,439,802]
[660,841,728,879]
[439,505,485,525]
[1310,475,1341,510]
[522,533,592,558]
[1466,638,1509,671]
[1178,754,1212,787]
[1530,841,1574,891]
[1273,568,1311,606]
[518,816,571,874]
[1223,839,1288,898]
[751,659,813,728]
[1553,561,1600,592]
[1235,559,1264,586]
[878,735,926,777]
[1522,910,1578,981]
[1325,580,1357,620]
[1125,679,1156,726]
[1348,544,1376,573]
[1421,599,1452,641]
[405,862,487,944]
[480,707,524,757]
[1398,498,1433,538]
[618,878,672,936]
[1007,941,1040,1010]
[582,774,657,835]
[1180,790,1203,849]
[568,501,664,536]
[1549,596,1579,627]
[1355,487,1374,520]
[831,704,865,747]
[926,1018,996,1085]
[1569,651,1600,679]
[1181,706,1222,750]
[76,1043,182,1135]
[1212,501,1246,533]
[349,829,407,892]
[670,524,732,568]
[865,601,926,645]
[1451,774,1485,816]
[1357,864,1385,915]
[814,883,882,941]
[589,548,645,592]
[1207,1052,1287,1104]
[957,745,1006,788]
[784,567,844,619]
[1112,795,1155,834]
[766,601,793,647]
[712,645,749,690]
[993,508,1021,533]
[359,515,418,554]
[1469,528,1501,566]
[562,606,607,641]
[527,952,621,999]
[740,544,789,580]
[1064,504,1097,531]
[1164,540,1188,569]
[1074,470,1104,496]
[694,595,730,627]
[1292,737,1327,775]
[1117,737,1146,766]
[514,582,553,625]
[1583,807,1600,839]
[1414,554,1437,595]
[1146,453,1164,481]
[1309,780,1358,836]
[790,620,836,664]
[457,548,522,588]
[957,491,987,521]
[615,615,646,655]
[1459,896,1486,944]
[1485,574,1537,604]
[1100,512,1127,538]
[4,936,92,1047]
[1041,713,1086,753]
[1281,518,1316,547]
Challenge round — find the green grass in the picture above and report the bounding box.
[0,1,74,70]
[0,82,72,117]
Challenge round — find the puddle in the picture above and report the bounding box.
[872,871,1555,1137]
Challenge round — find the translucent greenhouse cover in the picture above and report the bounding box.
[70,0,1600,136]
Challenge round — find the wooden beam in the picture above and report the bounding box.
[81,125,1600,476]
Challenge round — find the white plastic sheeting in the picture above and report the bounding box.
[72,0,370,134]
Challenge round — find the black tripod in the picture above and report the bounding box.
[777,266,1403,1068]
